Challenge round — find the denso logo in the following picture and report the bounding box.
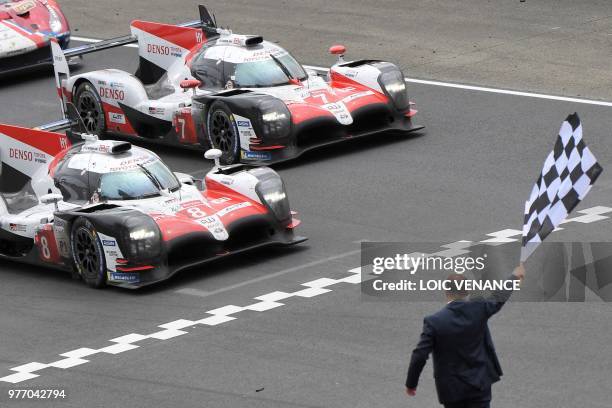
[147,44,170,55]
[9,148,33,161]
[99,87,125,100]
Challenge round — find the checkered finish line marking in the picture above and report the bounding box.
[1,205,610,384]
[0,270,362,384]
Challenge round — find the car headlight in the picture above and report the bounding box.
[251,167,291,224]
[258,98,291,139]
[378,69,409,111]
[46,6,64,34]
[124,217,161,260]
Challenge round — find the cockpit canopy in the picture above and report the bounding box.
[190,39,307,89]
[53,142,180,203]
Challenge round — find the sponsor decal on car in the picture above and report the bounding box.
[148,107,165,116]
[146,43,183,58]
[162,198,181,213]
[345,70,358,78]
[220,177,234,186]
[197,214,229,241]
[234,114,256,149]
[11,0,36,15]
[109,112,126,124]
[57,240,69,258]
[323,101,353,125]
[241,150,272,161]
[216,202,252,217]
[9,223,27,232]
[109,272,140,283]
[99,87,125,100]
[341,90,375,103]
[98,232,124,271]
[210,197,231,205]
[8,148,48,164]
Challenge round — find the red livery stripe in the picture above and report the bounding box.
[131,20,204,51]
[0,124,69,156]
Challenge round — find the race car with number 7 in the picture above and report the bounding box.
[0,123,305,289]
[49,5,423,165]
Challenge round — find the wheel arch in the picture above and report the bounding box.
[71,77,92,100]
[193,91,289,154]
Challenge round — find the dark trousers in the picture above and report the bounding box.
[442,386,491,408]
[444,400,490,408]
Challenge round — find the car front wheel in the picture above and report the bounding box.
[70,217,107,288]
[206,101,240,165]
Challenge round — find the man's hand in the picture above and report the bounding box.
[513,263,526,281]
[406,387,416,397]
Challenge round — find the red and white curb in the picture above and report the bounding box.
[1,205,610,384]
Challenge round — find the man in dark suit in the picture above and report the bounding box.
[405,265,525,407]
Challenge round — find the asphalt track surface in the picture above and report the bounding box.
[1,3,612,408]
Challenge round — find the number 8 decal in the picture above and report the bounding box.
[37,227,60,264]
[41,236,51,260]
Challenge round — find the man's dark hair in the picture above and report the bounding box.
[446,273,468,298]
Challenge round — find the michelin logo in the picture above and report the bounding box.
[241,150,272,161]
[102,240,116,247]
[109,272,140,283]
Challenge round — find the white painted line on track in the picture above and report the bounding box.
[403,78,612,107]
[71,35,612,107]
[1,205,610,385]
[175,248,362,298]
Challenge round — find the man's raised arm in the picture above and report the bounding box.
[483,263,525,317]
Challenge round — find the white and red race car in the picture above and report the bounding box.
[0,123,305,289]
[50,5,423,165]
[0,0,70,74]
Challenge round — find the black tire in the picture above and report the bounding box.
[74,82,106,135]
[70,217,106,288]
[206,101,240,165]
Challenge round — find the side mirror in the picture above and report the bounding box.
[174,172,195,185]
[40,193,63,210]
[329,44,346,63]
[204,148,223,168]
[180,79,202,95]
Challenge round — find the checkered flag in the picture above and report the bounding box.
[521,113,603,261]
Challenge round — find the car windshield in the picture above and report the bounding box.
[234,54,307,88]
[99,160,180,201]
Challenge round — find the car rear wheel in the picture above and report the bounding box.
[71,217,106,288]
[207,101,240,165]
[75,82,106,135]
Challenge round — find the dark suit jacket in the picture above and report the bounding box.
[405,277,518,404]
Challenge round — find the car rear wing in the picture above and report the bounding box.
[62,20,203,59]
[46,5,219,127]
[56,4,217,60]
[0,123,71,193]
